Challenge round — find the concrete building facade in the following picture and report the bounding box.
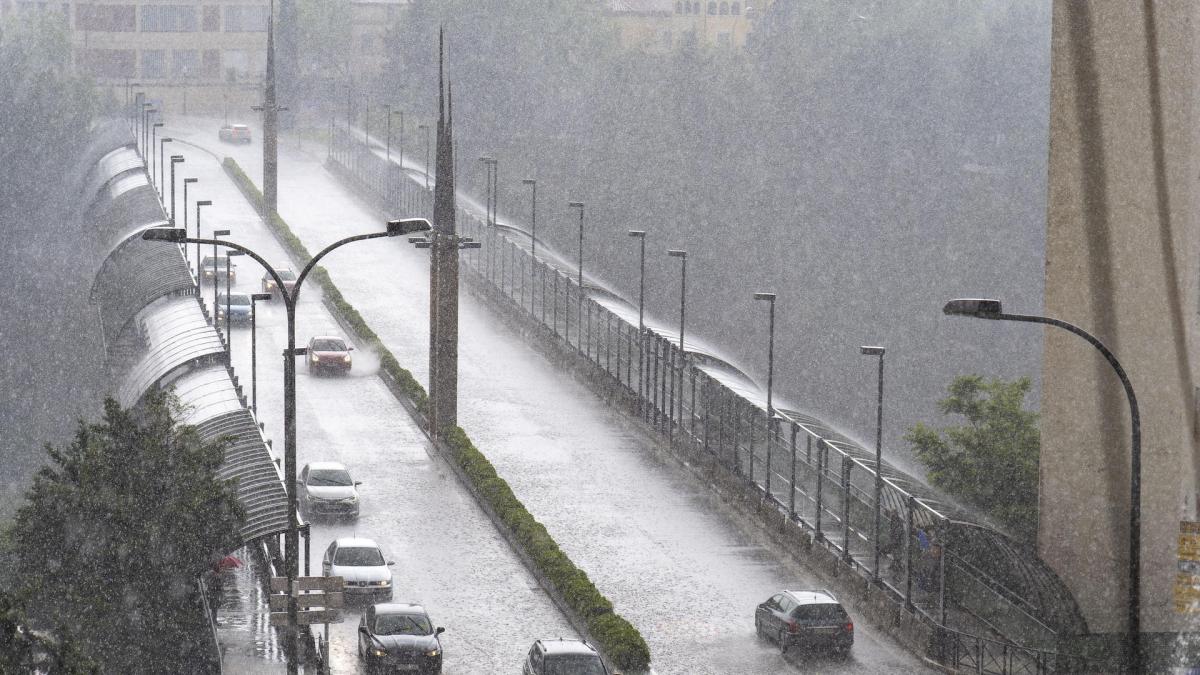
[607,0,770,53]
[1042,0,1200,664]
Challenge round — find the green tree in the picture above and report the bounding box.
[1,589,96,674]
[906,375,1040,542]
[10,391,244,672]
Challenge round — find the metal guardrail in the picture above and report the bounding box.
[197,576,225,674]
[327,125,1095,674]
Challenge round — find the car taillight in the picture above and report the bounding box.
[845,622,854,632]
[787,620,799,634]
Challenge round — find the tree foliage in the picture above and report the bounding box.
[10,391,243,672]
[906,375,1039,541]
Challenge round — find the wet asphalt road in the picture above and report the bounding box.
[170,117,931,674]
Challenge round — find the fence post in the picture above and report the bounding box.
[668,345,676,442]
[815,440,825,540]
[905,495,915,610]
[842,459,852,561]
[764,414,773,497]
[789,423,797,517]
[939,517,948,625]
[702,376,711,455]
[552,272,559,336]
[690,363,697,437]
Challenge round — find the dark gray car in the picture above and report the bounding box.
[358,603,443,674]
[755,589,853,656]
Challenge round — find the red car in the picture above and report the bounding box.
[219,123,252,144]
[307,336,353,374]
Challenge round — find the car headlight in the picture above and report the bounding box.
[310,355,318,363]
[373,579,390,587]
[342,355,351,362]
[372,648,386,657]
[426,648,440,657]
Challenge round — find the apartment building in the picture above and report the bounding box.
[0,0,270,115]
[607,0,770,53]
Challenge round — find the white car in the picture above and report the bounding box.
[322,537,394,601]
[299,461,360,519]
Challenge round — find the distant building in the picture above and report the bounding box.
[0,0,271,115]
[349,0,406,81]
[606,0,771,53]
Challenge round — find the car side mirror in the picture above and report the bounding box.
[359,626,368,634]
[354,481,363,486]
[348,346,355,351]
[387,560,396,566]
[435,626,445,635]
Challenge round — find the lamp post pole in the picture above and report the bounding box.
[250,293,272,413]
[668,249,687,430]
[183,178,198,262]
[629,230,647,416]
[396,109,404,169]
[861,345,886,582]
[142,105,155,160]
[152,123,163,192]
[569,201,585,347]
[170,155,184,226]
[943,297,1143,672]
[159,137,174,198]
[195,200,212,277]
[384,104,392,162]
[213,229,231,323]
[143,217,432,675]
[224,252,245,363]
[419,124,430,189]
[523,179,537,314]
[753,293,777,487]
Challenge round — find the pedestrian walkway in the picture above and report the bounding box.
[213,548,287,674]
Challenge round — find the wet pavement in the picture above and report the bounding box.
[174,137,577,674]
[169,117,931,674]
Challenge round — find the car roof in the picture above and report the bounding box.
[232,124,249,129]
[537,639,599,656]
[333,537,379,548]
[305,461,348,472]
[784,589,841,605]
[373,602,426,616]
[309,335,345,342]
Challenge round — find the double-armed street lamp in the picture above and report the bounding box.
[943,297,1143,672]
[522,179,537,314]
[860,345,886,582]
[249,292,272,413]
[753,292,777,486]
[143,217,432,671]
[170,155,184,225]
[628,230,647,415]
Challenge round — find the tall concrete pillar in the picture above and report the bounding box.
[1043,0,1199,663]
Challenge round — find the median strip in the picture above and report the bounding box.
[222,156,651,672]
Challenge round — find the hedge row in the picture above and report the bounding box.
[221,157,651,672]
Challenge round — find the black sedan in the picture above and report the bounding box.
[359,603,444,674]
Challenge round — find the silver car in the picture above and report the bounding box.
[300,461,361,519]
[322,537,394,601]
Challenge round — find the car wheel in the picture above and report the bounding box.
[778,630,788,654]
[755,617,763,640]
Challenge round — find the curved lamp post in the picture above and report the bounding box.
[943,297,1142,672]
[143,217,432,670]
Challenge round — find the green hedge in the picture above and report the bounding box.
[221,158,651,672]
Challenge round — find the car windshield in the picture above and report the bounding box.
[277,269,296,280]
[308,469,352,486]
[202,257,229,269]
[311,339,346,352]
[792,604,848,623]
[227,294,251,305]
[333,546,384,566]
[544,655,606,675]
[374,613,432,636]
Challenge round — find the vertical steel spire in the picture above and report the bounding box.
[428,27,460,438]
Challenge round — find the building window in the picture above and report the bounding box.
[691,1,700,13]
[202,49,220,78]
[141,5,196,32]
[75,4,135,31]
[76,48,135,77]
[731,2,740,15]
[202,5,219,31]
[707,2,716,15]
[172,49,199,78]
[141,49,166,79]
[675,0,682,13]
[719,2,729,15]
[717,31,731,47]
[224,5,268,32]
[661,29,672,48]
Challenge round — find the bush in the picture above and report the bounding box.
[222,157,651,672]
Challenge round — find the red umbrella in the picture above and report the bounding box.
[215,554,243,572]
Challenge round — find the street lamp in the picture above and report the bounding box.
[142,216,432,671]
[250,292,272,413]
[861,345,886,582]
[125,81,140,129]
[943,297,1143,672]
[753,292,777,485]
[183,178,198,261]
[569,201,585,347]
[629,231,647,416]
[668,249,687,429]
[141,104,155,159]
[158,136,173,197]
[393,108,404,169]
[212,229,231,321]
[224,251,246,362]
[169,155,184,226]
[195,200,212,277]
[522,179,537,314]
[152,123,163,191]
[478,157,497,227]
[418,124,430,189]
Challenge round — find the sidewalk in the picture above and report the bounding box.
[213,548,287,674]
